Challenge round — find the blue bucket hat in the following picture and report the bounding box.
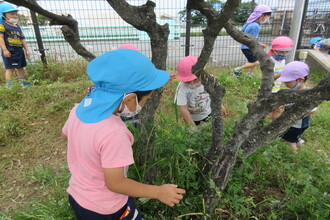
[76,49,170,123]
[309,37,323,46]
[0,3,18,22]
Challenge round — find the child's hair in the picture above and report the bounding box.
[132,91,152,101]
[262,12,272,16]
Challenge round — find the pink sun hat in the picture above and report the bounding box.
[117,43,139,51]
[268,36,293,56]
[177,56,198,82]
[246,5,272,24]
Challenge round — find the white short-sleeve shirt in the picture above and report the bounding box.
[174,82,211,121]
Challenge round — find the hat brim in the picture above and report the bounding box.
[277,76,295,82]
[178,74,197,82]
[138,69,170,91]
[273,48,292,51]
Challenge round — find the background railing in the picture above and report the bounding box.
[12,0,330,68]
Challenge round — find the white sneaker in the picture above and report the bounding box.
[297,138,305,146]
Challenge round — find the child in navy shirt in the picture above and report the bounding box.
[0,3,31,88]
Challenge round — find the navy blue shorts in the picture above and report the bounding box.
[2,47,27,69]
[241,49,258,63]
[69,195,142,220]
[328,49,330,55]
[281,127,308,143]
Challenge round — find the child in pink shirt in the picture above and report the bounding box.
[62,49,185,219]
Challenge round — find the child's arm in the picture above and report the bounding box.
[0,34,11,58]
[61,132,67,140]
[103,167,185,207]
[179,105,195,125]
[21,39,30,57]
[274,73,281,80]
[304,107,318,117]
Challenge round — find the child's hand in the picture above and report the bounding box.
[4,50,11,58]
[221,104,227,116]
[261,44,267,49]
[157,184,185,207]
[168,74,176,83]
[86,85,96,94]
[25,50,31,57]
[276,105,285,112]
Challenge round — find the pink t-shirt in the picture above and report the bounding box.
[62,105,134,214]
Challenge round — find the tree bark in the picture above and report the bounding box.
[107,0,170,172]
[187,0,330,215]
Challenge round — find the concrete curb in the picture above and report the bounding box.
[295,49,330,73]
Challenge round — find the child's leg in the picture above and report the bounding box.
[16,68,26,79]
[5,68,15,80]
[280,127,301,154]
[239,61,259,71]
[5,68,15,88]
[248,62,258,73]
[234,49,259,75]
[287,142,298,154]
[234,61,259,75]
[16,68,31,87]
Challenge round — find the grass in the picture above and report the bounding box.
[0,59,329,219]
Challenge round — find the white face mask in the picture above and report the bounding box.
[7,18,18,24]
[117,94,142,118]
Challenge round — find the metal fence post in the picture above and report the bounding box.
[184,9,192,57]
[287,0,308,62]
[297,0,309,49]
[30,10,47,65]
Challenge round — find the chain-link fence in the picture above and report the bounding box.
[13,0,330,68]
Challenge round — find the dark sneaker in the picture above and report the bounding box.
[233,68,242,76]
